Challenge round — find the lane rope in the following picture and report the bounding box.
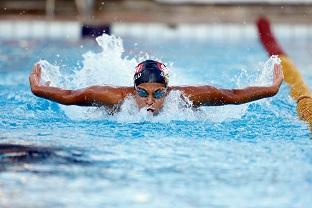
[257,17,312,129]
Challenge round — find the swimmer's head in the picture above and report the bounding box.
[134,60,169,88]
[133,60,169,115]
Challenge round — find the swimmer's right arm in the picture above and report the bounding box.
[29,64,133,107]
[172,64,283,106]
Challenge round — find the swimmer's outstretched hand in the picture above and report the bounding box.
[272,63,283,91]
[29,63,41,93]
[29,63,50,93]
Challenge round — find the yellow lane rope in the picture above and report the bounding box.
[280,55,312,129]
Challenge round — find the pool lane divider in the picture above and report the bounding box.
[257,17,312,130]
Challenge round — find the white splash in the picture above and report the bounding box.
[39,60,63,87]
[38,34,280,123]
[255,55,281,86]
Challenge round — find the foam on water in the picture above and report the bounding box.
[39,34,281,122]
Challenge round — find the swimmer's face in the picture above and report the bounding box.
[134,83,167,115]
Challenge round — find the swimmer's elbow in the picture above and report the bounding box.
[221,91,242,105]
[62,89,99,106]
[61,91,87,105]
[43,90,81,106]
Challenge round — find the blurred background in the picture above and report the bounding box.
[1,0,312,23]
[0,0,312,39]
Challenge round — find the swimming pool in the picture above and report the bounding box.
[1,32,312,207]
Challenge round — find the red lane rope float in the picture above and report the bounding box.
[257,17,312,130]
[257,17,286,56]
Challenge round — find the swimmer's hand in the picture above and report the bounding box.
[29,63,51,92]
[29,64,40,92]
[272,63,283,92]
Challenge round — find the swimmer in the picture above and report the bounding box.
[29,59,283,115]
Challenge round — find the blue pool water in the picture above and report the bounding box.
[1,33,312,208]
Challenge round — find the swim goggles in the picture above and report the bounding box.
[135,87,167,99]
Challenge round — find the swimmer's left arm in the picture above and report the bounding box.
[29,63,133,107]
[172,64,283,106]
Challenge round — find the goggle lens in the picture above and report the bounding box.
[136,88,148,97]
[136,88,166,99]
[153,89,166,99]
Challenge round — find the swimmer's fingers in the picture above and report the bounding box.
[29,64,42,89]
[273,64,283,87]
[274,63,282,73]
[34,63,42,77]
[274,64,283,80]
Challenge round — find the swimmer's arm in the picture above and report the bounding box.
[172,64,283,106]
[29,64,132,107]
